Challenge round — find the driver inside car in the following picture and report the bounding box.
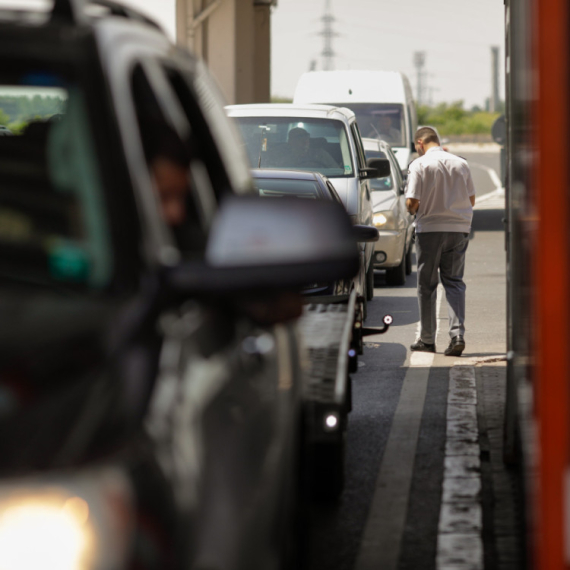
[271,127,338,169]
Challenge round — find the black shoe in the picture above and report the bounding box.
[444,335,466,357]
[410,339,436,353]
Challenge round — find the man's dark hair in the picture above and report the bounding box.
[288,127,310,141]
[415,127,440,145]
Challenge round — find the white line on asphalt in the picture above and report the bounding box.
[470,162,503,191]
[437,365,483,570]
[354,351,434,570]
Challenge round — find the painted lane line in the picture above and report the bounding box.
[437,365,483,570]
[471,162,503,191]
[354,352,434,570]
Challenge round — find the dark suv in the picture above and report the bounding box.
[0,1,358,569]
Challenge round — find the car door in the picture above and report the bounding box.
[387,146,414,245]
[350,121,374,268]
[126,57,301,569]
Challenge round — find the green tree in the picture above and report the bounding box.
[0,108,9,126]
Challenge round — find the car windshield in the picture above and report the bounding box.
[233,117,354,178]
[0,73,113,295]
[364,149,394,191]
[332,103,405,147]
[253,178,323,199]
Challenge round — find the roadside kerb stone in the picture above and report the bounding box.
[446,440,480,457]
[437,533,484,568]
[442,478,481,503]
[437,365,483,570]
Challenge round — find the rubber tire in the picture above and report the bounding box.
[405,244,413,276]
[386,249,407,286]
[366,262,375,301]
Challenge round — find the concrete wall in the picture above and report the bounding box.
[176,0,275,105]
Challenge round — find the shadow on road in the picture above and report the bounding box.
[373,256,418,290]
[471,208,505,235]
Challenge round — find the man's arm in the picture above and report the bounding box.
[470,195,476,207]
[406,198,419,215]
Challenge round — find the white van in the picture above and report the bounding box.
[294,70,418,173]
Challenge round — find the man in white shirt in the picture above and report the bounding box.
[405,127,476,356]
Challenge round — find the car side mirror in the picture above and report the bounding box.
[361,158,391,180]
[353,225,379,243]
[166,195,360,295]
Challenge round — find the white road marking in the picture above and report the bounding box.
[471,162,503,190]
[354,351,434,570]
[436,365,483,570]
[356,264,482,569]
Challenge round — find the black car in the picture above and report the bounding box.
[251,169,378,303]
[0,2,359,569]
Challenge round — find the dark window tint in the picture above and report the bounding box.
[253,178,324,199]
[0,73,113,292]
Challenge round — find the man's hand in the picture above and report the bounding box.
[406,198,419,215]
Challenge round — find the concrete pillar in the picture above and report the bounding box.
[176,0,276,105]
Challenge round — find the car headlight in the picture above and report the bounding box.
[373,211,398,230]
[0,468,133,570]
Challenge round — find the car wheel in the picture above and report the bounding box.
[386,249,407,286]
[405,244,413,275]
[366,262,374,301]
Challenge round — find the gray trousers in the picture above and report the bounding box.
[416,231,470,344]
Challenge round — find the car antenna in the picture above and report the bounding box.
[51,0,87,23]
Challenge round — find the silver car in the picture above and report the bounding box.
[362,137,415,286]
[226,104,379,313]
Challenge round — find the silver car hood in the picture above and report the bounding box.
[329,177,359,216]
[372,190,398,212]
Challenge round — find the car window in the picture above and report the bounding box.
[332,103,406,147]
[232,116,354,178]
[350,122,367,170]
[131,64,207,257]
[253,178,323,199]
[364,149,394,191]
[0,71,114,293]
[192,62,252,195]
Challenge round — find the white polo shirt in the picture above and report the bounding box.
[405,146,475,233]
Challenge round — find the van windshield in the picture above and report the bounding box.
[232,117,354,178]
[332,103,406,147]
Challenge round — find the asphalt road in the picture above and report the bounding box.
[305,149,506,570]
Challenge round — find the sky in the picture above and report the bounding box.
[0,0,505,109]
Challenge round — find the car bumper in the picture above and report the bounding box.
[373,230,406,268]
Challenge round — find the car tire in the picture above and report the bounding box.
[366,262,374,301]
[386,248,407,286]
[405,244,413,275]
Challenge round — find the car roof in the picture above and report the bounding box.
[226,103,355,123]
[361,137,393,152]
[0,0,165,40]
[294,70,408,104]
